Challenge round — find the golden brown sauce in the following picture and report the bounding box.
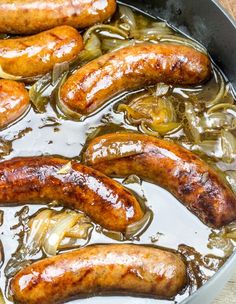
[0,5,236,304]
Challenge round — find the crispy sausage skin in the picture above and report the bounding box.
[0,156,144,232]
[0,26,83,78]
[0,79,29,128]
[83,133,236,228]
[11,244,187,304]
[0,0,116,35]
[60,44,211,116]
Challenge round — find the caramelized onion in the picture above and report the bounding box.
[118,93,179,136]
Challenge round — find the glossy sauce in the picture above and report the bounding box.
[0,5,236,304]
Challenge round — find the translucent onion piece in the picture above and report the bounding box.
[140,122,160,137]
[131,25,173,39]
[102,38,136,52]
[193,140,220,158]
[224,221,236,239]
[65,222,92,239]
[207,103,236,115]
[0,65,22,80]
[29,73,51,113]
[119,5,136,30]
[225,171,236,195]
[83,24,129,43]
[52,62,69,85]
[206,72,225,108]
[151,122,182,135]
[102,229,124,241]
[85,33,101,51]
[220,130,236,163]
[155,83,170,97]
[185,102,203,143]
[201,112,236,130]
[56,161,72,175]
[43,210,80,256]
[225,231,236,239]
[125,210,152,238]
[27,209,53,247]
[158,35,207,54]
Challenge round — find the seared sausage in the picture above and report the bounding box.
[0,79,29,128]
[83,132,236,228]
[0,26,83,78]
[0,0,116,34]
[59,44,211,116]
[11,244,187,304]
[0,156,143,232]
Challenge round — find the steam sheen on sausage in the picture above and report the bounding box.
[0,0,116,34]
[0,79,29,128]
[0,26,83,78]
[60,44,211,116]
[83,132,236,228]
[11,244,187,304]
[0,156,144,232]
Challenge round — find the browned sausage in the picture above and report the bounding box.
[11,244,187,304]
[59,44,211,116]
[0,26,83,78]
[0,0,116,34]
[0,79,29,128]
[0,156,144,232]
[83,132,236,228]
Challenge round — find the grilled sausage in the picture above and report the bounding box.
[59,44,211,116]
[0,26,83,79]
[0,0,116,35]
[11,244,187,304]
[83,132,236,228]
[0,156,144,232]
[0,79,29,128]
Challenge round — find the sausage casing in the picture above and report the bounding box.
[83,132,236,228]
[0,79,29,128]
[0,0,116,34]
[0,156,144,232]
[0,26,83,78]
[11,244,187,304]
[60,44,211,115]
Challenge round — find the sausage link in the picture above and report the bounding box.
[0,156,144,232]
[0,0,116,34]
[60,44,211,115]
[0,26,83,78]
[0,79,29,128]
[83,132,236,228]
[11,244,187,304]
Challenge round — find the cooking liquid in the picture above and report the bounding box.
[0,5,236,304]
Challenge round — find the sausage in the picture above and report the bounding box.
[11,244,187,304]
[83,132,236,228]
[0,156,144,232]
[0,79,29,128]
[59,44,211,116]
[0,26,83,78]
[0,0,116,35]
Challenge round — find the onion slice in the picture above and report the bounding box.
[43,211,80,256]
